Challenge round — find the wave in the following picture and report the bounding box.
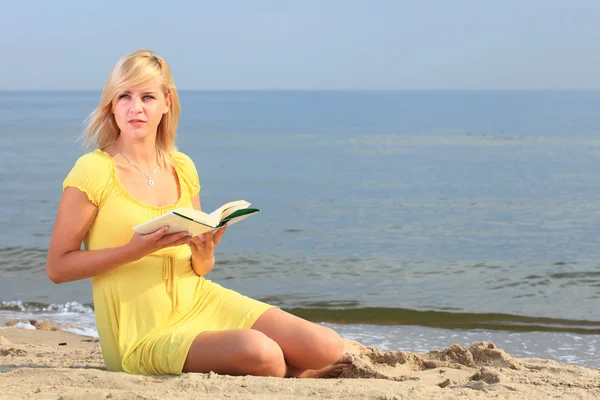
[0,246,48,275]
[0,300,94,314]
[286,307,600,334]
[2,301,599,335]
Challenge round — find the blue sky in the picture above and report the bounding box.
[1,0,599,90]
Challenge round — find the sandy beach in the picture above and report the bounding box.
[1,326,598,400]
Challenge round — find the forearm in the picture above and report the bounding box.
[47,244,139,284]
[191,253,215,276]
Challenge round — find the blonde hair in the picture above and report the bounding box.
[83,49,181,167]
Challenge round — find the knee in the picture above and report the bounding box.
[317,327,345,364]
[241,331,286,377]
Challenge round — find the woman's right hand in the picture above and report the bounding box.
[125,226,193,261]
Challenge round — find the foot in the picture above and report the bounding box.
[299,353,353,379]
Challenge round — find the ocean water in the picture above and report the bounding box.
[1,90,599,368]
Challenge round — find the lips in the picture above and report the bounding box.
[128,119,146,123]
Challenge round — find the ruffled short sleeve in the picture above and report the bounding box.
[63,151,112,206]
[171,152,200,198]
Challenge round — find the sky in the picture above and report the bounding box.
[1,0,599,90]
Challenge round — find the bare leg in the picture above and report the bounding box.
[251,308,352,378]
[182,328,286,377]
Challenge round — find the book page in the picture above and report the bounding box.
[133,211,215,236]
[173,208,220,227]
[132,201,257,236]
[209,200,251,220]
[215,208,260,228]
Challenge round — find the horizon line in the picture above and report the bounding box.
[1,88,600,92]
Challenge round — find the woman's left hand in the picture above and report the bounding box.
[187,226,227,261]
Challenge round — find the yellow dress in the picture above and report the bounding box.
[63,149,275,375]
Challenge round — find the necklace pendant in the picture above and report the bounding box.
[148,179,155,186]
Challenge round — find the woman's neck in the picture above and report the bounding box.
[114,136,158,171]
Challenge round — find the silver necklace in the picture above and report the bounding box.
[113,141,159,186]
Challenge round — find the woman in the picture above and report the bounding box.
[46,49,352,377]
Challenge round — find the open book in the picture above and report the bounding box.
[132,200,260,236]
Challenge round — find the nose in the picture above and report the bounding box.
[130,96,143,114]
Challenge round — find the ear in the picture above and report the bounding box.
[164,91,172,114]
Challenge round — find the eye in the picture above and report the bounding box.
[143,95,155,100]
[118,94,130,99]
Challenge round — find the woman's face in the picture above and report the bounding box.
[112,82,170,142]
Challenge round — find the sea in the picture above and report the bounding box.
[1,90,599,369]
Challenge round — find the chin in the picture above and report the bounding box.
[119,129,154,141]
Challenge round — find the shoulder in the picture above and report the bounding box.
[63,149,114,205]
[171,151,196,170]
[72,149,113,171]
[171,151,200,194]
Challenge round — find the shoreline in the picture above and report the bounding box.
[1,328,599,399]
[3,312,600,370]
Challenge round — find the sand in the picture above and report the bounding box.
[1,327,599,400]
